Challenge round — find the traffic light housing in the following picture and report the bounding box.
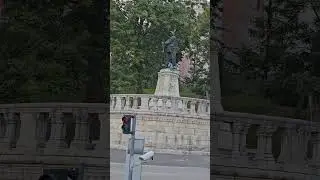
[122,115,134,134]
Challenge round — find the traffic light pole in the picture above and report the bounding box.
[128,115,136,180]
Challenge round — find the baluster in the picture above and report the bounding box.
[177,99,183,112]
[310,129,320,166]
[166,98,172,111]
[16,111,38,152]
[184,101,189,114]
[291,127,302,164]
[114,96,122,110]
[46,109,67,150]
[152,97,158,111]
[240,122,250,156]
[71,108,89,150]
[140,96,149,110]
[232,121,242,161]
[132,96,138,109]
[157,98,163,111]
[264,123,276,167]
[122,96,128,110]
[148,97,155,110]
[96,110,108,153]
[256,125,266,163]
[196,101,202,114]
[278,127,291,164]
[190,101,196,115]
[295,127,308,164]
[36,112,48,149]
[202,100,209,115]
[1,109,17,150]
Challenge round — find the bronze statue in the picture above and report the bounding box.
[163,31,181,69]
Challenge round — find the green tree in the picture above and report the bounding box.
[236,0,315,117]
[183,3,210,97]
[0,0,108,103]
[111,0,200,94]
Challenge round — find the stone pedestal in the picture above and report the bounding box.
[154,68,180,97]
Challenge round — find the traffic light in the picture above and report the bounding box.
[122,115,134,134]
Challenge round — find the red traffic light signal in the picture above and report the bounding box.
[121,115,134,134]
[122,116,128,123]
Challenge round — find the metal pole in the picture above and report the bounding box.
[128,115,136,180]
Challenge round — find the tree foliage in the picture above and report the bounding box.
[0,0,108,103]
[231,0,320,117]
[111,0,210,95]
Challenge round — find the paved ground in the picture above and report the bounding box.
[110,149,210,168]
[110,149,210,180]
[110,162,210,180]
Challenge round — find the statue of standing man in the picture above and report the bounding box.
[163,31,181,69]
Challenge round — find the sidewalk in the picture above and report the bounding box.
[110,149,210,168]
[110,162,210,180]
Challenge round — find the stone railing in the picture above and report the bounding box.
[212,111,320,179]
[0,103,109,179]
[110,94,210,116]
[0,103,108,158]
[0,95,319,179]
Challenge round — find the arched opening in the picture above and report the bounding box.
[137,97,142,107]
[45,112,52,143]
[206,103,209,112]
[12,113,21,148]
[89,113,101,149]
[195,102,199,113]
[306,133,315,159]
[186,101,191,109]
[129,97,134,108]
[0,113,6,138]
[246,124,259,149]
[64,113,75,148]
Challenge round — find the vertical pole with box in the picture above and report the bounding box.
[128,115,136,180]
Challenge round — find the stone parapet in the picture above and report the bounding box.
[0,98,318,179]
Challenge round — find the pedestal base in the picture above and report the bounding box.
[154,68,180,97]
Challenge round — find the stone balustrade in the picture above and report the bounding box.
[212,111,320,179]
[0,103,109,179]
[0,94,319,179]
[110,94,210,116]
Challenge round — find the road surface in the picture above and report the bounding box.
[110,149,209,168]
[110,149,210,180]
[110,162,210,180]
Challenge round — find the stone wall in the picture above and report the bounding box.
[110,94,210,154]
